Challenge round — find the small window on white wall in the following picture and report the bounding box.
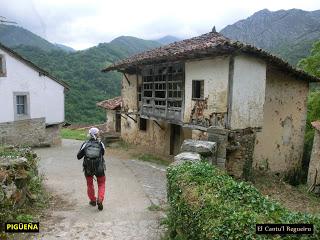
[13,92,30,120]
[0,55,6,77]
[192,80,204,99]
[16,95,27,115]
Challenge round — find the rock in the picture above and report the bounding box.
[174,152,202,164]
[0,169,8,182]
[3,182,17,199]
[0,157,28,168]
[180,139,216,156]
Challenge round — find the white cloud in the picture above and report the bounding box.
[0,0,319,49]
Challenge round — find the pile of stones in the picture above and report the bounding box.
[0,146,38,207]
[173,139,217,165]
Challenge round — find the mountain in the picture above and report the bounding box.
[54,43,75,52]
[156,35,181,45]
[110,36,161,52]
[12,37,162,124]
[0,24,74,52]
[220,9,320,65]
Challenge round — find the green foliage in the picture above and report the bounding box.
[166,162,320,239]
[61,128,87,141]
[298,41,320,78]
[147,203,162,211]
[296,42,320,182]
[11,37,161,124]
[0,146,48,226]
[16,214,34,222]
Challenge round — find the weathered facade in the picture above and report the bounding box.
[0,43,68,146]
[307,121,320,193]
[102,31,319,176]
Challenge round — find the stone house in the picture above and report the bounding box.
[97,96,122,133]
[102,31,319,177]
[0,43,69,146]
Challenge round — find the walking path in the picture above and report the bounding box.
[35,139,167,239]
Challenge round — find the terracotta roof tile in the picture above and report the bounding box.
[102,32,319,82]
[96,96,122,110]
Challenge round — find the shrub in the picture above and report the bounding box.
[166,161,320,239]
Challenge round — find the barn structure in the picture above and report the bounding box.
[101,31,319,177]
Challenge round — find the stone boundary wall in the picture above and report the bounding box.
[227,128,257,180]
[208,127,256,180]
[0,118,61,146]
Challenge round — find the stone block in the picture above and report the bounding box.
[180,139,216,156]
[216,157,226,169]
[173,152,201,166]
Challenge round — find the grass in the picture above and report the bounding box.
[132,153,170,166]
[148,203,162,211]
[61,128,87,141]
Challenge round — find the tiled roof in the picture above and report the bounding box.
[96,96,122,110]
[102,31,319,82]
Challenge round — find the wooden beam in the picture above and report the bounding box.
[126,113,137,123]
[153,120,164,130]
[123,73,130,86]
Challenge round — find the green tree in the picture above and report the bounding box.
[297,41,320,181]
[298,41,320,77]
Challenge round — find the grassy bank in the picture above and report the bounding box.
[60,128,87,141]
[166,161,320,239]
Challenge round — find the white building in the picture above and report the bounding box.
[0,43,69,146]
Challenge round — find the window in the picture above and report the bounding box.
[139,118,147,131]
[0,55,6,77]
[16,95,27,115]
[192,80,204,99]
[141,63,184,122]
[13,92,30,120]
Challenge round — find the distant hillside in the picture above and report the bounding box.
[12,37,162,123]
[0,24,73,52]
[220,9,320,65]
[156,35,181,45]
[54,43,75,52]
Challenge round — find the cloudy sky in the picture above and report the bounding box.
[1,0,319,50]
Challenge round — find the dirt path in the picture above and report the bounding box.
[35,139,166,240]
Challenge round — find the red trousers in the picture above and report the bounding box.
[85,176,106,203]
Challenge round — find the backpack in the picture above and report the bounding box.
[83,140,105,176]
[84,140,101,159]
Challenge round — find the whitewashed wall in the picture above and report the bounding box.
[230,55,266,129]
[0,48,65,124]
[184,57,230,123]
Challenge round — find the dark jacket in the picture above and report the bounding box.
[77,138,106,177]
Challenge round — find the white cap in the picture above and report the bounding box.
[88,127,99,138]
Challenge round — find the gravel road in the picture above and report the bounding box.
[35,139,167,240]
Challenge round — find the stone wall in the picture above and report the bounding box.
[227,128,257,180]
[207,127,228,169]
[0,118,61,146]
[45,124,62,146]
[207,127,256,180]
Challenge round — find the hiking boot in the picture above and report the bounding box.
[97,201,103,211]
[89,200,96,206]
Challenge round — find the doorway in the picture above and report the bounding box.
[115,112,121,132]
[170,124,181,155]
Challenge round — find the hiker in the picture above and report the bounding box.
[77,127,106,211]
